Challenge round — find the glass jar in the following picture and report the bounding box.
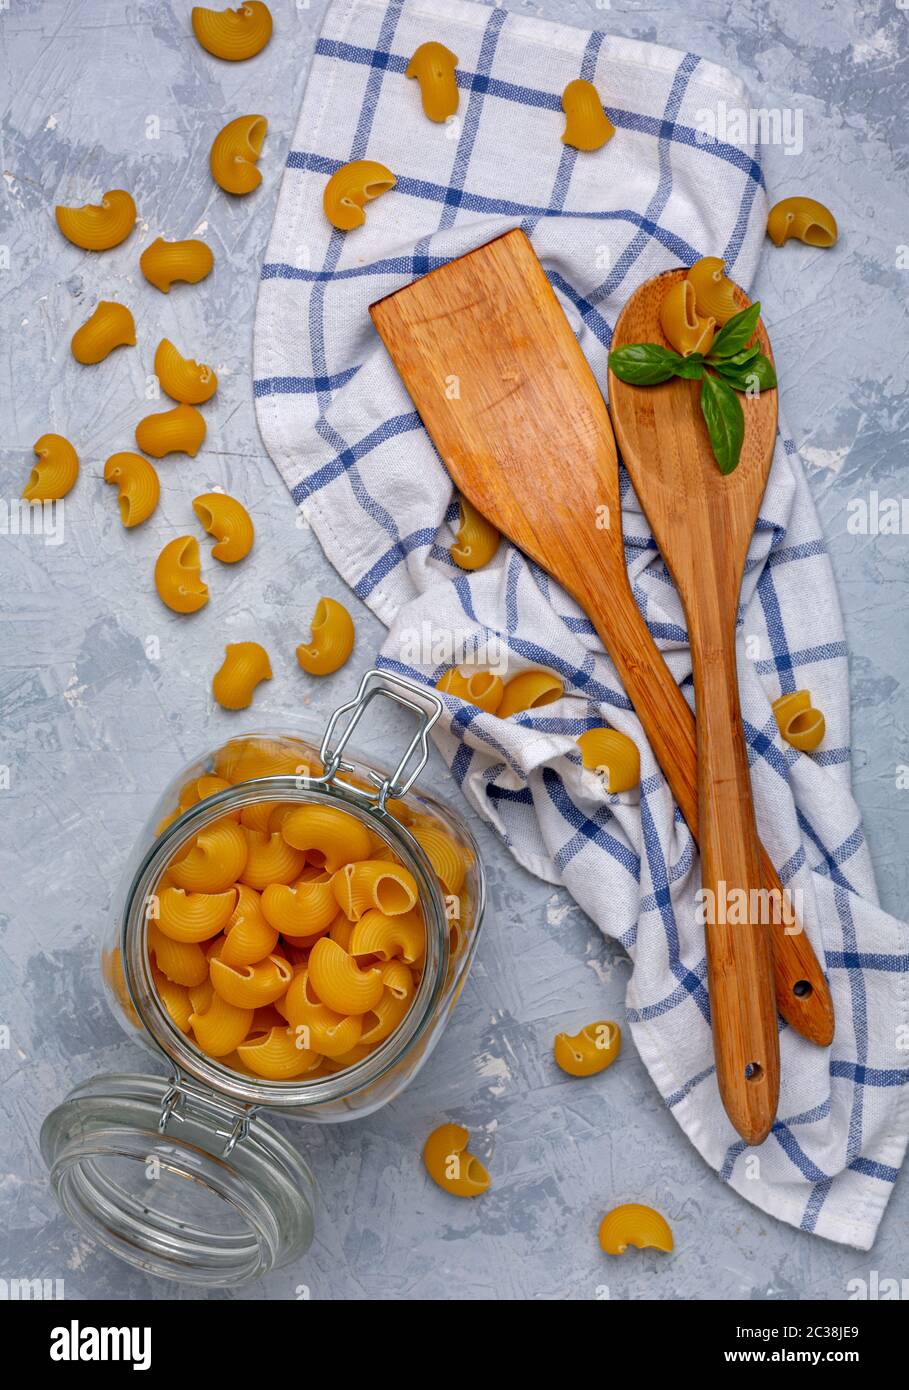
[40,671,485,1286]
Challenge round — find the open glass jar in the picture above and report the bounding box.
[40,671,485,1286]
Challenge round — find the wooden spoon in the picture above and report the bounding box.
[608,270,782,1144]
[369,228,832,1058]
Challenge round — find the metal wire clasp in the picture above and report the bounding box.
[319,669,443,811]
[159,1078,253,1158]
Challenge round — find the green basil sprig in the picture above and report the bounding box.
[608,300,775,474]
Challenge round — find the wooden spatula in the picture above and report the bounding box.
[608,272,785,1144]
[369,228,832,1057]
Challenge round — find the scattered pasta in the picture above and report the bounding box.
[498,669,563,718]
[71,301,136,364]
[154,338,218,405]
[561,78,615,151]
[212,642,272,710]
[450,496,499,570]
[772,690,825,753]
[767,196,837,249]
[154,535,209,614]
[103,452,160,528]
[436,668,504,714]
[686,256,739,325]
[23,433,79,501]
[405,42,459,122]
[323,159,396,231]
[210,114,268,195]
[135,402,206,458]
[577,728,640,793]
[423,1123,490,1198]
[55,189,136,251]
[140,237,214,292]
[191,3,273,60]
[295,597,355,675]
[659,279,715,358]
[192,492,254,562]
[554,1021,621,1076]
[598,1204,673,1256]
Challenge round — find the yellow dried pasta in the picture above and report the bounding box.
[55,189,136,251]
[598,1204,673,1256]
[498,669,563,718]
[561,78,615,152]
[553,1020,621,1076]
[23,434,79,501]
[405,42,459,122]
[193,492,254,563]
[331,859,419,920]
[210,952,293,1008]
[772,689,826,753]
[103,452,160,528]
[307,937,384,1015]
[210,114,268,195]
[423,1123,490,1198]
[348,907,425,964]
[237,1027,317,1080]
[154,535,209,614]
[136,402,206,458]
[140,237,214,293]
[190,991,254,1056]
[71,301,136,364]
[212,642,272,711]
[280,804,373,872]
[240,829,307,891]
[435,668,504,714]
[154,339,218,405]
[577,727,640,793]
[295,597,355,675]
[191,3,273,61]
[659,279,715,358]
[450,496,499,570]
[260,873,339,936]
[323,159,396,231]
[767,196,837,249]
[686,256,739,325]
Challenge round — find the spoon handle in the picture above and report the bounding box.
[585,575,832,1046]
[688,591,780,1145]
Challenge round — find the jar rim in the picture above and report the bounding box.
[121,773,470,1109]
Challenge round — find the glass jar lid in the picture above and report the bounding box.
[40,1073,315,1287]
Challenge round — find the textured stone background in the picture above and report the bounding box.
[1,0,907,1300]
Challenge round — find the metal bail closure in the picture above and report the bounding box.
[39,1073,315,1287]
[319,668,443,810]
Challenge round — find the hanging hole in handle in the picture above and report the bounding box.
[744,1062,764,1082]
[792,979,813,998]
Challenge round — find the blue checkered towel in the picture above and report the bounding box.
[254,0,909,1247]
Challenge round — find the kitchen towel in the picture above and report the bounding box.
[254,0,909,1248]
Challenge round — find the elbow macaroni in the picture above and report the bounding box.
[295,597,355,675]
[23,434,79,501]
[450,497,499,570]
[154,338,218,405]
[55,189,136,251]
[154,536,209,614]
[554,1020,621,1076]
[280,804,373,872]
[193,492,254,563]
[104,452,160,528]
[323,159,396,231]
[659,279,715,358]
[307,937,384,1015]
[136,402,206,458]
[191,3,273,61]
[598,1203,673,1256]
[71,301,136,364]
[767,196,837,249]
[686,256,740,325]
[561,79,615,151]
[212,642,272,710]
[140,237,214,292]
[210,114,268,195]
[423,1123,490,1198]
[498,669,563,718]
[331,859,418,920]
[405,42,459,122]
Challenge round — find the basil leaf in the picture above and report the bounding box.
[720,344,760,367]
[709,301,761,359]
[608,343,680,385]
[671,356,706,380]
[700,373,745,474]
[714,353,778,392]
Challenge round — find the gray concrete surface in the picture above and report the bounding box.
[1,0,907,1299]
